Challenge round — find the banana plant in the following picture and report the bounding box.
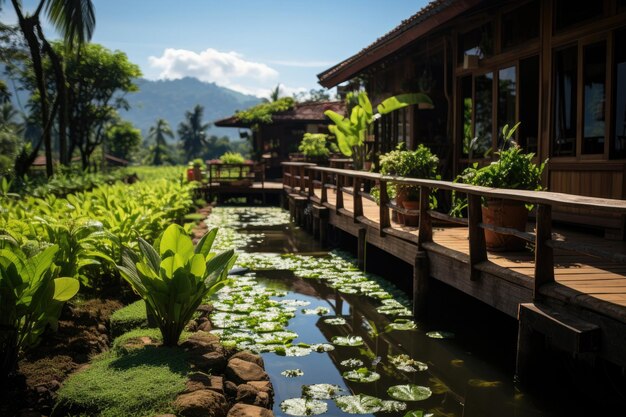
[117,224,237,346]
[324,91,433,170]
[0,245,80,379]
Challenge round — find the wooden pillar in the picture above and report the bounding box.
[515,317,545,383]
[336,174,344,214]
[468,194,487,281]
[379,180,390,236]
[534,204,554,299]
[413,252,429,320]
[320,215,328,247]
[353,177,363,222]
[357,227,367,270]
[307,167,314,199]
[321,172,328,204]
[417,186,433,249]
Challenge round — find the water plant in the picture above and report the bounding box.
[332,335,364,347]
[387,384,433,401]
[335,394,384,414]
[302,383,344,400]
[342,367,381,383]
[280,397,328,416]
[389,354,428,372]
[281,369,304,377]
[426,331,454,339]
[117,225,236,345]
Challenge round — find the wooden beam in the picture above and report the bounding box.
[418,186,433,249]
[468,194,487,281]
[379,180,391,236]
[534,204,554,298]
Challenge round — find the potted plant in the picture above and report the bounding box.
[453,123,547,251]
[187,158,205,182]
[379,144,440,226]
[297,133,337,165]
[324,91,432,170]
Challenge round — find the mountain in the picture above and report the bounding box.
[121,77,261,141]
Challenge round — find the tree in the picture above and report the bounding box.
[178,104,209,161]
[0,103,22,174]
[203,135,231,160]
[147,119,174,166]
[261,84,281,103]
[7,0,95,177]
[106,119,141,162]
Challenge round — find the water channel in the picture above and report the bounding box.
[205,207,578,417]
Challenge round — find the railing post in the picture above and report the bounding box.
[468,193,487,281]
[307,167,314,199]
[534,203,554,298]
[417,186,433,249]
[379,179,390,236]
[336,173,344,213]
[299,165,307,194]
[353,176,363,222]
[321,172,328,204]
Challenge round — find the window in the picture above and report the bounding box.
[553,46,578,156]
[501,1,540,49]
[554,0,603,31]
[498,66,516,145]
[518,56,540,153]
[613,30,626,159]
[582,42,606,154]
[458,23,493,63]
[474,73,493,157]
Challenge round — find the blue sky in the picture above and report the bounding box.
[3,0,429,99]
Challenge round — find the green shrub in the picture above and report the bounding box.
[117,225,236,346]
[298,133,331,160]
[219,151,245,164]
[109,300,148,338]
[379,144,439,200]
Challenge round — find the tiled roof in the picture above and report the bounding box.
[317,0,475,87]
[214,100,346,128]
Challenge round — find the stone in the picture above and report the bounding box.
[48,379,61,391]
[198,320,212,332]
[235,383,259,404]
[188,351,227,373]
[225,358,268,384]
[184,373,224,395]
[197,304,213,315]
[247,381,272,394]
[97,324,107,333]
[227,404,274,417]
[230,351,264,368]
[224,380,238,397]
[174,389,229,417]
[254,391,270,408]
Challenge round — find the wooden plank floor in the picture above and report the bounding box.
[315,188,626,313]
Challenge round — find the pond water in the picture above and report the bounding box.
[206,207,561,417]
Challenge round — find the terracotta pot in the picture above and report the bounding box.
[481,199,528,251]
[394,189,408,224]
[402,200,420,227]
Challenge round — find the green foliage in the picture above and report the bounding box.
[379,143,440,201]
[146,119,175,166]
[110,300,148,338]
[219,151,245,164]
[178,104,209,161]
[451,123,547,215]
[54,344,189,417]
[106,120,142,162]
[298,133,331,160]
[325,91,432,169]
[117,225,237,345]
[235,97,295,126]
[0,245,80,376]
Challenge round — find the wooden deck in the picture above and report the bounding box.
[282,162,626,373]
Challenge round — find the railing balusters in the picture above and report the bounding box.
[534,204,554,298]
[379,179,390,235]
[468,193,487,281]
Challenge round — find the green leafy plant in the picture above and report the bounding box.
[379,143,440,202]
[0,245,80,378]
[235,97,295,126]
[324,91,432,169]
[451,122,547,216]
[117,224,236,346]
[219,151,246,164]
[297,133,332,160]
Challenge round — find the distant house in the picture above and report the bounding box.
[318,0,626,237]
[215,100,346,178]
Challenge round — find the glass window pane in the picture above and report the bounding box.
[461,76,473,157]
[502,0,540,49]
[613,30,626,159]
[553,46,578,157]
[519,56,540,153]
[474,72,493,158]
[555,0,603,31]
[582,42,606,154]
[498,66,517,145]
[458,23,493,64]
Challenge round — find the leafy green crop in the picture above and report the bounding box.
[118,225,236,345]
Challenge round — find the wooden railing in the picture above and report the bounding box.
[282,162,626,298]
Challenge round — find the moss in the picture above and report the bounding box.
[109,300,148,338]
[54,339,190,417]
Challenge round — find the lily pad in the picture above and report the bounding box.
[343,368,381,383]
[380,400,408,412]
[311,343,335,352]
[280,299,311,307]
[403,412,434,417]
[302,383,344,399]
[302,307,330,316]
[280,346,312,357]
[426,330,454,339]
[335,394,383,414]
[331,335,364,347]
[323,317,347,325]
[340,358,364,368]
[387,385,432,401]
[385,319,418,331]
[389,354,428,372]
[281,369,304,377]
[280,398,328,416]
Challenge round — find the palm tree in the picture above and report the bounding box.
[178,105,209,161]
[8,0,95,177]
[261,84,281,103]
[147,119,173,166]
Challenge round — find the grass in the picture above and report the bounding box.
[55,332,190,417]
[109,300,148,338]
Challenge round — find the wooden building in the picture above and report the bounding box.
[318,0,626,238]
[215,101,345,178]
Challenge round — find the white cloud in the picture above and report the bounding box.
[267,60,336,68]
